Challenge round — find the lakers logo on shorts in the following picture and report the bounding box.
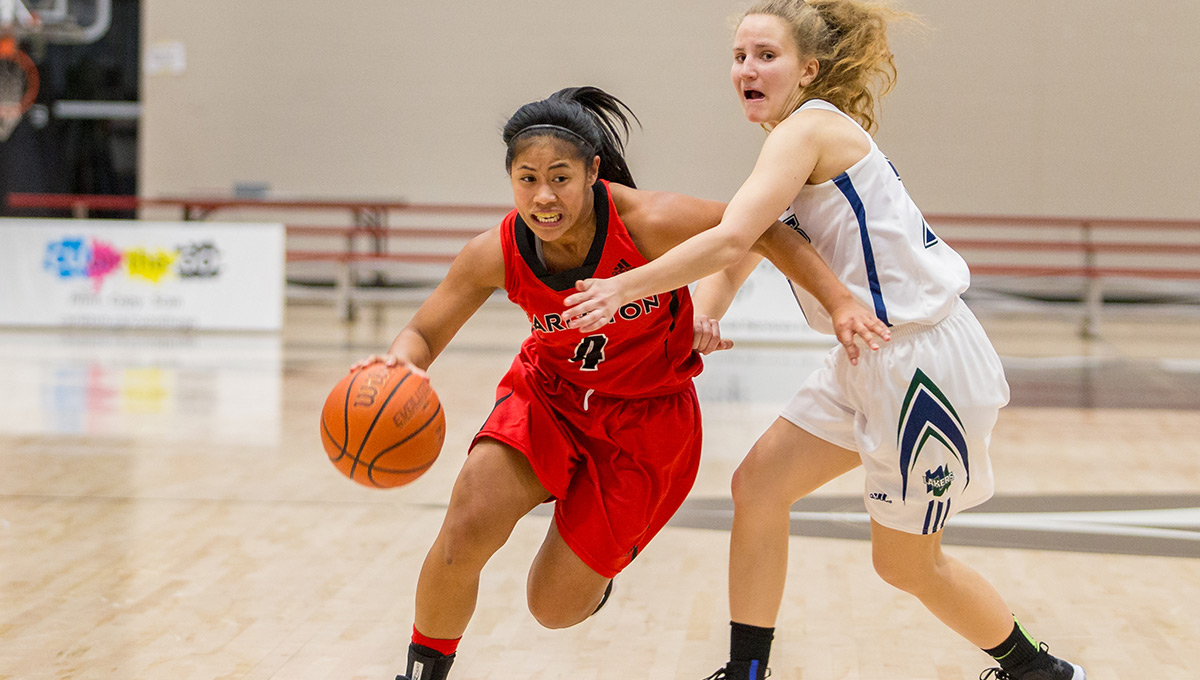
[896,369,970,507]
[923,465,954,497]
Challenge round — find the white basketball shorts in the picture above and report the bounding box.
[780,298,1010,534]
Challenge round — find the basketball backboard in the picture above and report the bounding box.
[3,0,112,45]
[0,0,113,141]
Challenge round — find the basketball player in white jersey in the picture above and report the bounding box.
[563,2,1087,679]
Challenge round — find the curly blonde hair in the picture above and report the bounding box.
[741,0,911,133]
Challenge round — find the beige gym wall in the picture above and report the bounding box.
[140,1,1200,219]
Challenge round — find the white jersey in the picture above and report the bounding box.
[781,99,970,334]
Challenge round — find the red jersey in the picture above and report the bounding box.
[500,180,702,398]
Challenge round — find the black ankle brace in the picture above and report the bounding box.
[400,643,456,680]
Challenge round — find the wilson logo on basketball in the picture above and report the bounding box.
[321,364,446,488]
[353,367,389,407]
[392,382,434,427]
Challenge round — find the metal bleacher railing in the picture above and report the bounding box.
[6,192,1200,334]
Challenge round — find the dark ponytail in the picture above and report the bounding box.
[502,86,640,188]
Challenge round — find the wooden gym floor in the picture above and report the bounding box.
[1,295,1197,680]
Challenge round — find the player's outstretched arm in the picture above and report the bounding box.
[601,184,759,355]
[564,118,821,333]
[598,182,887,362]
[351,228,505,375]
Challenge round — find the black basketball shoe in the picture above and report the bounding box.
[395,643,455,680]
[980,643,1086,680]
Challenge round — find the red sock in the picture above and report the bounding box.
[412,625,461,656]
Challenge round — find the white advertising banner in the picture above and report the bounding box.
[0,219,284,331]
[719,258,834,344]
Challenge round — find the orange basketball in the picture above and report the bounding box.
[320,363,446,488]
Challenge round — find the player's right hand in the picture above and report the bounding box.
[349,354,428,380]
[693,315,734,355]
[828,298,890,366]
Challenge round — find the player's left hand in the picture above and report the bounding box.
[693,315,734,355]
[563,278,624,333]
[829,299,890,366]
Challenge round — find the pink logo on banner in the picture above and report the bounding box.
[86,240,123,290]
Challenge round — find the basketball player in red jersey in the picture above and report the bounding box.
[351,87,889,680]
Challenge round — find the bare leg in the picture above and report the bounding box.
[728,418,861,626]
[525,520,613,629]
[413,440,550,639]
[870,519,1015,648]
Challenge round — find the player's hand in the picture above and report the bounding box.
[349,354,428,380]
[693,315,734,355]
[563,278,625,333]
[829,299,890,366]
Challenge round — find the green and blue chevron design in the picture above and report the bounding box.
[897,369,970,503]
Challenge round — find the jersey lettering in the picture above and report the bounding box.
[570,334,608,371]
[530,297,661,335]
[781,213,811,243]
[617,302,642,321]
[884,157,938,249]
[886,157,902,180]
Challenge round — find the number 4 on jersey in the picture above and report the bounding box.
[570,334,608,371]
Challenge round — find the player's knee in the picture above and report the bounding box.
[729,462,755,507]
[437,500,509,566]
[731,447,788,510]
[872,547,934,594]
[526,590,589,630]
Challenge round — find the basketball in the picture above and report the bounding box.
[320,363,446,488]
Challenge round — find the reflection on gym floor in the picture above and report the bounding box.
[0,330,281,444]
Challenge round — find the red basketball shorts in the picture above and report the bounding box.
[473,354,702,578]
